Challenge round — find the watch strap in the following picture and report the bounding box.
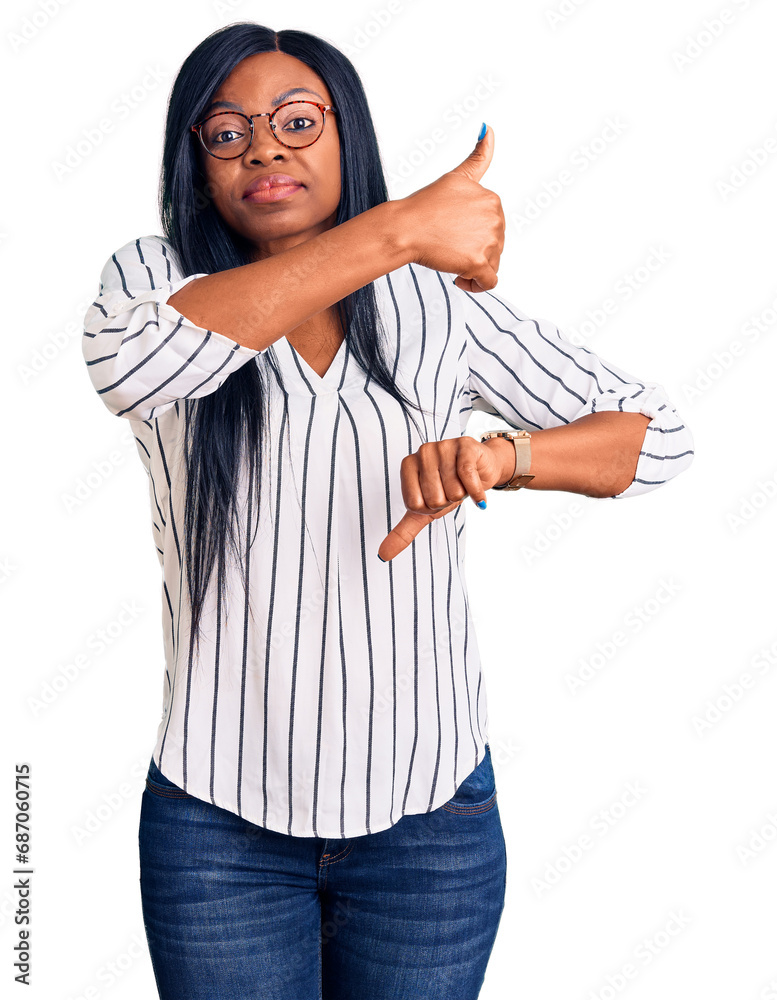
[481,430,534,491]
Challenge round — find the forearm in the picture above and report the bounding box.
[485,411,652,498]
[166,200,412,351]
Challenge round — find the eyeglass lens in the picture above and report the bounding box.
[200,102,325,156]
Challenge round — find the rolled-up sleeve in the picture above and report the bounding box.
[82,235,266,422]
[454,281,694,499]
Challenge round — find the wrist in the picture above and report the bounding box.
[482,435,517,487]
[376,198,415,269]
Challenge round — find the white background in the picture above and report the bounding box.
[4,0,776,997]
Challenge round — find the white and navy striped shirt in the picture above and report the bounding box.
[82,234,694,838]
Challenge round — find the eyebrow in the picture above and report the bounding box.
[204,87,324,115]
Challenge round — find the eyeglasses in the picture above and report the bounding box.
[191,101,337,159]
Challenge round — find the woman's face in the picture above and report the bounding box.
[196,51,341,261]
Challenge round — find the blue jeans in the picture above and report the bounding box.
[138,745,507,999]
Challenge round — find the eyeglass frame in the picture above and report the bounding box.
[190,101,337,158]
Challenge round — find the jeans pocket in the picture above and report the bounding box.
[441,744,497,814]
[144,755,193,799]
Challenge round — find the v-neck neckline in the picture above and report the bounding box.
[283,335,349,392]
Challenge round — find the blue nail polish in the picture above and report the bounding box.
[478,122,487,142]
[377,554,386,562]
[476,499,487,509]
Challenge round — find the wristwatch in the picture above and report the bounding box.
[480,430,535,491]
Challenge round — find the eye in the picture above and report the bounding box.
[283,117,315,131]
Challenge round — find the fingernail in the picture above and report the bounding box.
[476,499,487,509]
[377,553,387,562]
[478,122,487,142]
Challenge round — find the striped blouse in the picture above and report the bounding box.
[82,234,694,839]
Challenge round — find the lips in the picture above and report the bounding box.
[243,174,304,198]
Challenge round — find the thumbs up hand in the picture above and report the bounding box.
[392,124,505,292]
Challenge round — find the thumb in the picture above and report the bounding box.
[377,509,432,562]
[449,124,493,185]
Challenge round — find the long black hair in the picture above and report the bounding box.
[158,22,430,658]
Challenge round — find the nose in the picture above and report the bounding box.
[243,115,289,165]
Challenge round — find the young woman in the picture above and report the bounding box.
[82,22,694,1000]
